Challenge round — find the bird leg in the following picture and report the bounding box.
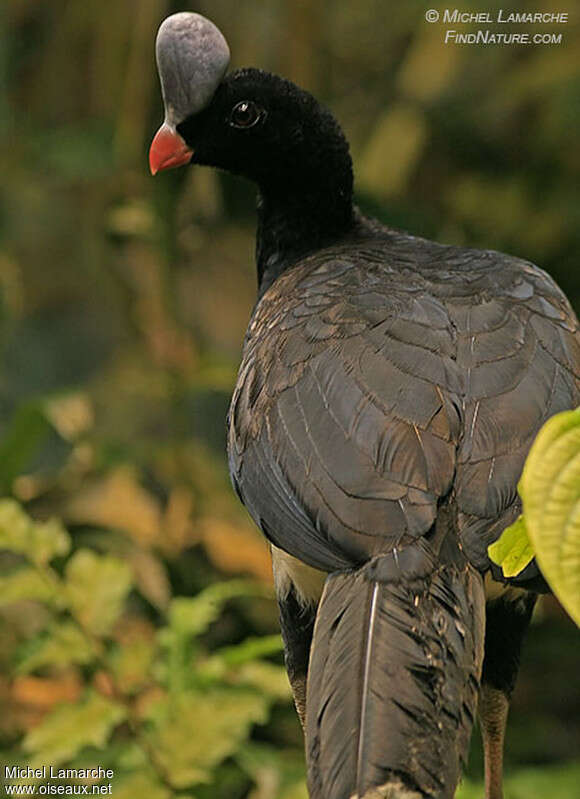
[273,551,323,729]
[478,683,509,799]
[479,591,537,799]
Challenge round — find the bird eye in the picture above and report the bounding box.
[230,101,263,129]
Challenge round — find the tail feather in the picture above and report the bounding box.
[305,540,485,799]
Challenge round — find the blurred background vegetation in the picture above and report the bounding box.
[1,0,579,796]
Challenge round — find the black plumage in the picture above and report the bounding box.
[151,15,580,798]
[306,537,484,799]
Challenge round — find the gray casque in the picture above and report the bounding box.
[155,12,230,128]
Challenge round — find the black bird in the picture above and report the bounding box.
[150,13,580,799]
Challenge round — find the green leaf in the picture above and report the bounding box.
[205,634,283,669]
[488,517,535,578]
[164,580,269,641]
[0,568,60,607]
[518,408,580,626]
[148,689,268,789]
[23,691,126,767]
[0,499,70,566]
[200,636,290,699]
[65,549,132,636]
[17,622,96,674]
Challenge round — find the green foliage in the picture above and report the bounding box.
[0,503,294,797]
[457,761,580,799]
[65,549,132,636]
[16,622,96,674]
[0,567,60,608]
[489,408,580,625]
[0,499,70,566]
[23,691,127,767]
[519,407,580,625]
[164,580,269,642]
[488,516,534,578]
[147,690,268,788]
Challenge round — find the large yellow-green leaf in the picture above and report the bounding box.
[488,516,535,578]
[65,549,132,636]
[23,691,126,767]
[0,499,70,566]
[519,408,580,625]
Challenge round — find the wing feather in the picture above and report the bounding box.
[229,240,580,577]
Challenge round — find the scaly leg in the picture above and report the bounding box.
[478,684,509,799]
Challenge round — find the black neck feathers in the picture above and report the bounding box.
[256,171,354,293]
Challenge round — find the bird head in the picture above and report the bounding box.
[149,13,352,197]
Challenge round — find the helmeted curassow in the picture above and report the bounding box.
[149,13,580,799]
